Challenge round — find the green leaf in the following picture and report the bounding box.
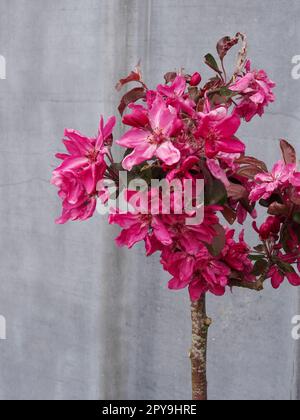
[207,224,226,257]
[249,255,265,262]
[254,245,265,253]
[252,259,268,276]
[276,260,295,274]
[293,212,300,224]
[219,87,235,98]
[205,178,227,205]
[204,54,222,75]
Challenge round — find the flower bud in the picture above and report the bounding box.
[189,72,202,86]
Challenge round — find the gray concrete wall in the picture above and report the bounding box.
[0,0,299,400]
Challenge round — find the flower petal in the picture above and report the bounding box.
[156,141,180,166]
[122,143,157,171]
[117,128,149,148]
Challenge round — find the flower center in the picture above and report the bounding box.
[139,214,152,226]
[206,128,220,144]
[86,149,99,163]
[148,128,165,145]
[204,128,221,154]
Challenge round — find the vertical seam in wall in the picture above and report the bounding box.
[144,0,152,78]
[101,0,131,400]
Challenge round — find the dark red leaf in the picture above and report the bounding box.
[236,156,268,172]
[118,87,146,116]
[164,72,177,84]
[280,139,296,164]
[226,183,248,201]
[222,206,237,225]
[237,165,265,179]
[116,72,141,92]
[216,36,239,60]
[268,202,289,216]
[235,156,268,179]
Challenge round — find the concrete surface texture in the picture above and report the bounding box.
[0,0,300,400]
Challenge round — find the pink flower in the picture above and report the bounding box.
[249,161,296,202]
[166,156,199,182]
[109,190,173,250]
[117,96,183,170]
[122,104,149,128]
[188,260,230,300]
[52,116,116,224]
[51,170,98,224]
[290,172,300,187]
[253,216,281,241]
[221,230,255,282]
[162,246,230,301]
[195,106,245,159]
[55,116,116,194]
[157,75,195,115]
[268,266,300,289]
[230,62,276,122]
[162,205,222,254]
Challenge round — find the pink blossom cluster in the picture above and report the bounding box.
[52,34,300,300]
[51,117,116,224]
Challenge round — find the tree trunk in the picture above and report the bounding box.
[190,294,211,401]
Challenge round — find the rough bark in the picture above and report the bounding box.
[190,294,211,401]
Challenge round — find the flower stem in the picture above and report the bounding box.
[190,294,211,401]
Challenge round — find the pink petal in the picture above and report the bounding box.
[117,128,149,148]
[152,217,172,246]
[230,73,254,92]
[216,114,241,138]
[168,277,188,291]
[156,141,180,166]
[271,270,284,289]
[207,159,230,187]
[102,116,116,139]
[217,137,245,154]
[250,91,265,104]
[122,143,157,171]
[272,161,286,177]
[115,223,148,248]
[255,173,273,183]
[109,213,139,229]
[149,96,179,137]
[287,273,300,286]
[188,279,206,301]
[58,156,89,172]
[64,129,92,154]
[172,76,186,96]
[96,116,116,149]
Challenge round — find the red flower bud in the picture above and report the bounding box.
[189,72,202,86]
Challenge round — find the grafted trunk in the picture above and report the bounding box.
[190,294,211,401]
